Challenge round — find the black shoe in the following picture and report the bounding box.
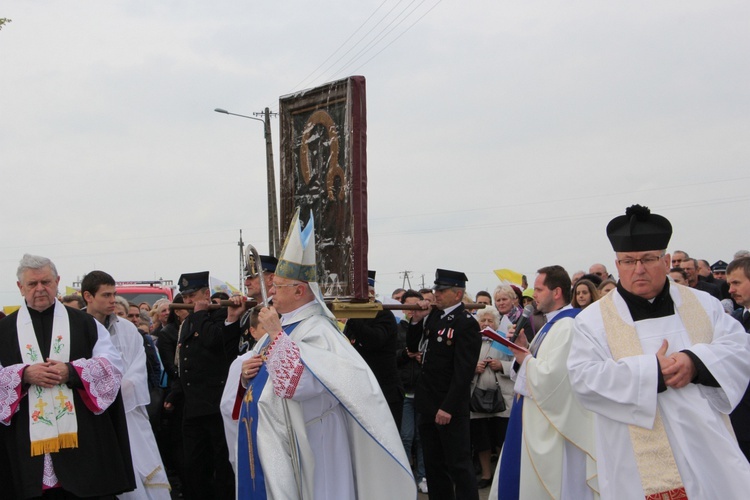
[477,478,492,489]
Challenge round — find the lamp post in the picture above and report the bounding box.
[214,107,280,257]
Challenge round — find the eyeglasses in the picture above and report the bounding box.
[617,255,664,269]
[270,282,302,289]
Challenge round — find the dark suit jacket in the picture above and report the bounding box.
[344,308,404,403]
[176,308,240,419]
[730,308,750,441]
[407,303,481,419]
[694,280,722,300]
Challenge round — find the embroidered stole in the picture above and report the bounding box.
[599,286,712,499]
[496,308,580,500]
[238,323,301,499]
[17,301,78,456]
[238,351,270,499]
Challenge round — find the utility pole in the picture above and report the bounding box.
[400,271,412,289]
[214,106,280,257]
[238,230,245,295]
[254,108,280,256]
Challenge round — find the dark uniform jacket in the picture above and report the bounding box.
[175,308,240,419]
[344,309,404,404]
[396,319,421,394]
[406,303,481,419]
[157,321,179,387]
[0,306,135,499]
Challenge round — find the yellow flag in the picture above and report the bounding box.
[493,268,524,286]
[3,305,21,315]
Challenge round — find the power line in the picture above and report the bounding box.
[330,0,441,81]
[321,0,419,82]
[287,0,393,94]
[268,0,443,112]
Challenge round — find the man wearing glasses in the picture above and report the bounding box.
[247,209,414,499]
[568,204,750,499]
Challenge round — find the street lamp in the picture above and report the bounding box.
[214,107,281,257]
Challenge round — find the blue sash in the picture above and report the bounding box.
[237,322,301,499]
[496,308,580,500]
[237,359,269,499]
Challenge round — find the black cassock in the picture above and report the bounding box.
[0,305,135,499]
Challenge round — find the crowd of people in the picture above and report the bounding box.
[2,203,750,500]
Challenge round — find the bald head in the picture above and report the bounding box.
[589,263,609,281]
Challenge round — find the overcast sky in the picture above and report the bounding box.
[2,1,749,308]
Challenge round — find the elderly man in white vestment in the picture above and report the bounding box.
[231,209,414,499]
[568,204,750,499]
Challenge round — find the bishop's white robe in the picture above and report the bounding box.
[228,301,414,499]
[568,285,750,499]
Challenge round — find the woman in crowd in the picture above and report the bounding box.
[115,296,129,319]
[493,285,522,328]
[571,278,600,309]
[471,306,514,489]
[150,298,171,337]
[669,267,689,285]
[597,278,617,296]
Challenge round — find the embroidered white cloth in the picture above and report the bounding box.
[17,301,78,456]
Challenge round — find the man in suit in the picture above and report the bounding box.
[343,270,404,428]
[728,257,750,460]
[680,258,722,299]
[174,271,243,499]
[407,269,481,500]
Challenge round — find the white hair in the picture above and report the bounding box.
[17,254,58,281]
[476,305,501,328]
[115,296,130,311]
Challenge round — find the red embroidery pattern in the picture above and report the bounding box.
[266,333,304,399]
[645,486,688,500]
[0,364,24,424]
[71,357,122,415]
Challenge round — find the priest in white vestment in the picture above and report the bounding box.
[235,209,415,499]
[82,270,171,499]
[490,265,598,500]
[568,204,750,500]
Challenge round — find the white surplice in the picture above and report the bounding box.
[492,307,598,500]
[568,285,750,499]
[104,315,170,499]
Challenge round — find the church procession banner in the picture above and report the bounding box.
[279,76,368,301]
